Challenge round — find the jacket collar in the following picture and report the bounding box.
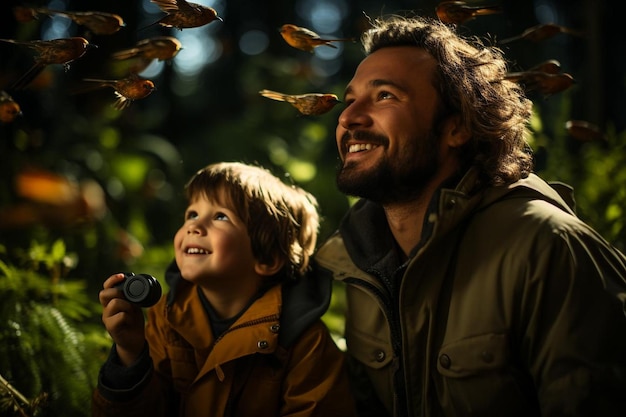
[163,260,332,350]
[333,167,577,274]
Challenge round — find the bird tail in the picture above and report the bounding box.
[259,89,288,102]
[137,20,160,32]
[33,7,66,18]
[11,63,44,90]
[68,79,112,95]
[327,37,356,43]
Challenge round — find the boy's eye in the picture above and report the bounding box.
[215,212,230,221]
[185,210,198,220]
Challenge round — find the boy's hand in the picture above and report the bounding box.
[100,273,147,366]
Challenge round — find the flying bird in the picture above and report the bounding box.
[0,37,94,90]
[504,70,575,97]
[259,89,341,116]
[13,6,126,35]
[143,0,222,30]
[112,36,182,61]
[0,91,22,124]
[499,23,584,45]
[435,1,502,25]
[565,120,607,143]
[111,36,182,73]
[279,24,355,53]
[79,75,156,110]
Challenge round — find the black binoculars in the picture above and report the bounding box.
[114,273,162,308]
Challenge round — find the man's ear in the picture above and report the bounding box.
[442,114,471,148]
[254,256,285,277]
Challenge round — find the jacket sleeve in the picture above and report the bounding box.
[279,320,359,417]
[92,300,175,417]
[525,226,626,416]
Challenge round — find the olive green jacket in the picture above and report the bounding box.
[315,169,626,417]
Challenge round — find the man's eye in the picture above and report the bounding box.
[378,91,394,100]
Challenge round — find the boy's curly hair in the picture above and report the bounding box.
[361,15,534,186]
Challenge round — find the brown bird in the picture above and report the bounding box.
[0,37,94,90]
[112,36,182,74]
[499,23,584,45]
[435,1,502,25]
[80,75,156,110]
[279,24,355,53]
[13,6,126,35]
[112,36,182,61]
[528,59,562,74]
[565,120,607,143]
[0,91,22,124]
[259,89,341,116]
[144,0,222,30]
[504,70,575,97]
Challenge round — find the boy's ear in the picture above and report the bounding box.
[254,256,285,277]
[443,114,471,148]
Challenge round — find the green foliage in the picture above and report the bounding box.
[532,98,626,250]
[0,241,110,417]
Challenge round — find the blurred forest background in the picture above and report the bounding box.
[0,0,624,415]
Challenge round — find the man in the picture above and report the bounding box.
[314,15,626,417]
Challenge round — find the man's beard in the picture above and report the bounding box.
[336,129,440,205]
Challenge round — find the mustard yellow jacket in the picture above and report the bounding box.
[92,263,357,417]
[315,169,626,417]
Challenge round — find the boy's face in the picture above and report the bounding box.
[173,193,262,291]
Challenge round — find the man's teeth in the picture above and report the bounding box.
[348,143,377,153]
[186,247,208,254]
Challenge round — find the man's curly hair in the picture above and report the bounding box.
[361,15,534,186]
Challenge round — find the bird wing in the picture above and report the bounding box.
[294,26,322,40]
[111,47,141,60]
[151,0,181,13]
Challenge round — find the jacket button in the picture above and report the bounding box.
[439,354,451,369]
[374,350,385,362]
[269,324,280,333]
[257,340,269,349]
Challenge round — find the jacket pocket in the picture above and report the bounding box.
[437,332,509,376]
[436,332,537,415]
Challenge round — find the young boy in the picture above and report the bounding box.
[92,162,357,416]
